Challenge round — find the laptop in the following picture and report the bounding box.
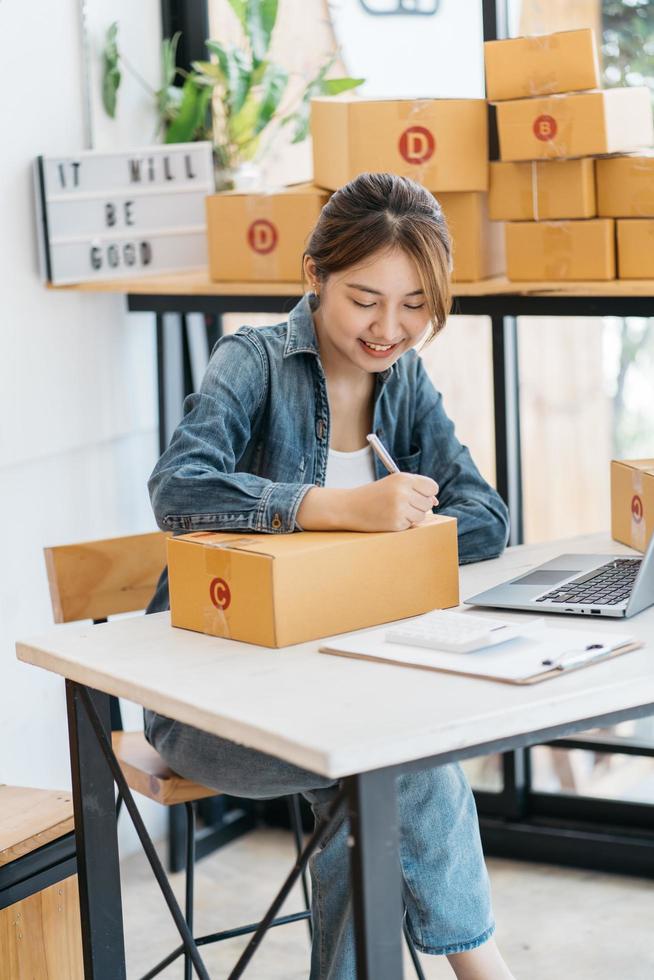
[465,532,654,619]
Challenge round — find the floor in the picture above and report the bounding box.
[121,824,654,979]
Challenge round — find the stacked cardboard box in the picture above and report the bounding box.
[611,459,654,553]
[485,28,654,281]
[596,155,654,278]
[206,95,502,283]
[206,183,329,282]
[309,96,503,282]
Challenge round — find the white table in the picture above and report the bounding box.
[17,533,654,979]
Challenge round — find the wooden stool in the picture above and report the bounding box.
[0,785,82,979]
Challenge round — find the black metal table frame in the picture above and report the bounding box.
[66,674,654,979]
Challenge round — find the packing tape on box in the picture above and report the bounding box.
[630,159,654,215]
[200,535,260,640]
[632,158,654,215]
[523,34,561,97]
[542,222,574,279]
[530,161,540,221]
[397,99,435,188]
[631,469,647,552]
[244,191,283,279]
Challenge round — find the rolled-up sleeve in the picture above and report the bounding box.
[412,356,510,563]
[148,331,313,534]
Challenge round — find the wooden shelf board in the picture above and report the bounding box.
[46,269,654,299]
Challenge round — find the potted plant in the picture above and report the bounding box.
[102,0,364,188]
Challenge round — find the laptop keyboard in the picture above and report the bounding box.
[535,558,642,606]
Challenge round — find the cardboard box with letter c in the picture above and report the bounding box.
[167,516,459,648]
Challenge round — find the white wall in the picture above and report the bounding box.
[0,0,165,852]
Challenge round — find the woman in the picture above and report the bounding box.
[145,172,514,978]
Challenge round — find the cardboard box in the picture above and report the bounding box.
[438,192,504,281]
[496,88,654,162]
[167,517,459,648]
[596,154,654,217]
[484,28,599,102]
[206,183,329,282]
[311,96,488,192]
[489,159,596,221]
[611,459,654,553]
[505,219,615,281]
[617,219,654,278]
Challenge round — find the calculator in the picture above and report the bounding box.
[384,610,523,654]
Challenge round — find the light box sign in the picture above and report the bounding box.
[34,142,215,284]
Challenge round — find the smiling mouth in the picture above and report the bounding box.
[360,339,402,353]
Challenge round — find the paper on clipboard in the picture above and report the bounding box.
[319,623,642,685]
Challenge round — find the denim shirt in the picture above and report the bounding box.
[146,293,509,612]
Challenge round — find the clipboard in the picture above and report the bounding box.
[319,624,643,685]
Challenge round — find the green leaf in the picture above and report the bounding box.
[253,62,288,135]
[245,0,278,67]
[321,77,365,96]
[191,60,222,82]
[101,21,121,118]
[226,0,247,31]
[229,91,261,147]
[205,39,252,115]
[161,32,182,89]
[165,77,211,143]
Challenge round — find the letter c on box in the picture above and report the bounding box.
[209,576,232,610]
[632,494,643,523]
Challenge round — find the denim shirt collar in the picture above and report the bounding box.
[284,292,394,383]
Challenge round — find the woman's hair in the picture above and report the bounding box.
[303,172,452,344]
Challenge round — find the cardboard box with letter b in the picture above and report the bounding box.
[496,88,653,162]
[167,516,459,648]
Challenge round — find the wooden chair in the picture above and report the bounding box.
[44,530,314,980]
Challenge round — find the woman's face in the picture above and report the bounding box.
[305,248,432,376]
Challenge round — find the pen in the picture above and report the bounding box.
[542,642,613,671]
[366,433,400,475]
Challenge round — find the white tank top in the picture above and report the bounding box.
[324,445,376,489]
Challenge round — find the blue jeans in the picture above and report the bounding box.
[144,711,495,978]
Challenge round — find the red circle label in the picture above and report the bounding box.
[398,125,435,164]
[533,114,557,141]
[247,219,278,254]
[209,577,231,610]
[631,494,643,524]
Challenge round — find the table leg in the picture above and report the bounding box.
[346,769,404,979]
[66,681,126,980]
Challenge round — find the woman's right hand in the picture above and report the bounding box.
[296,474,439,533]
[344,473,439,532]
